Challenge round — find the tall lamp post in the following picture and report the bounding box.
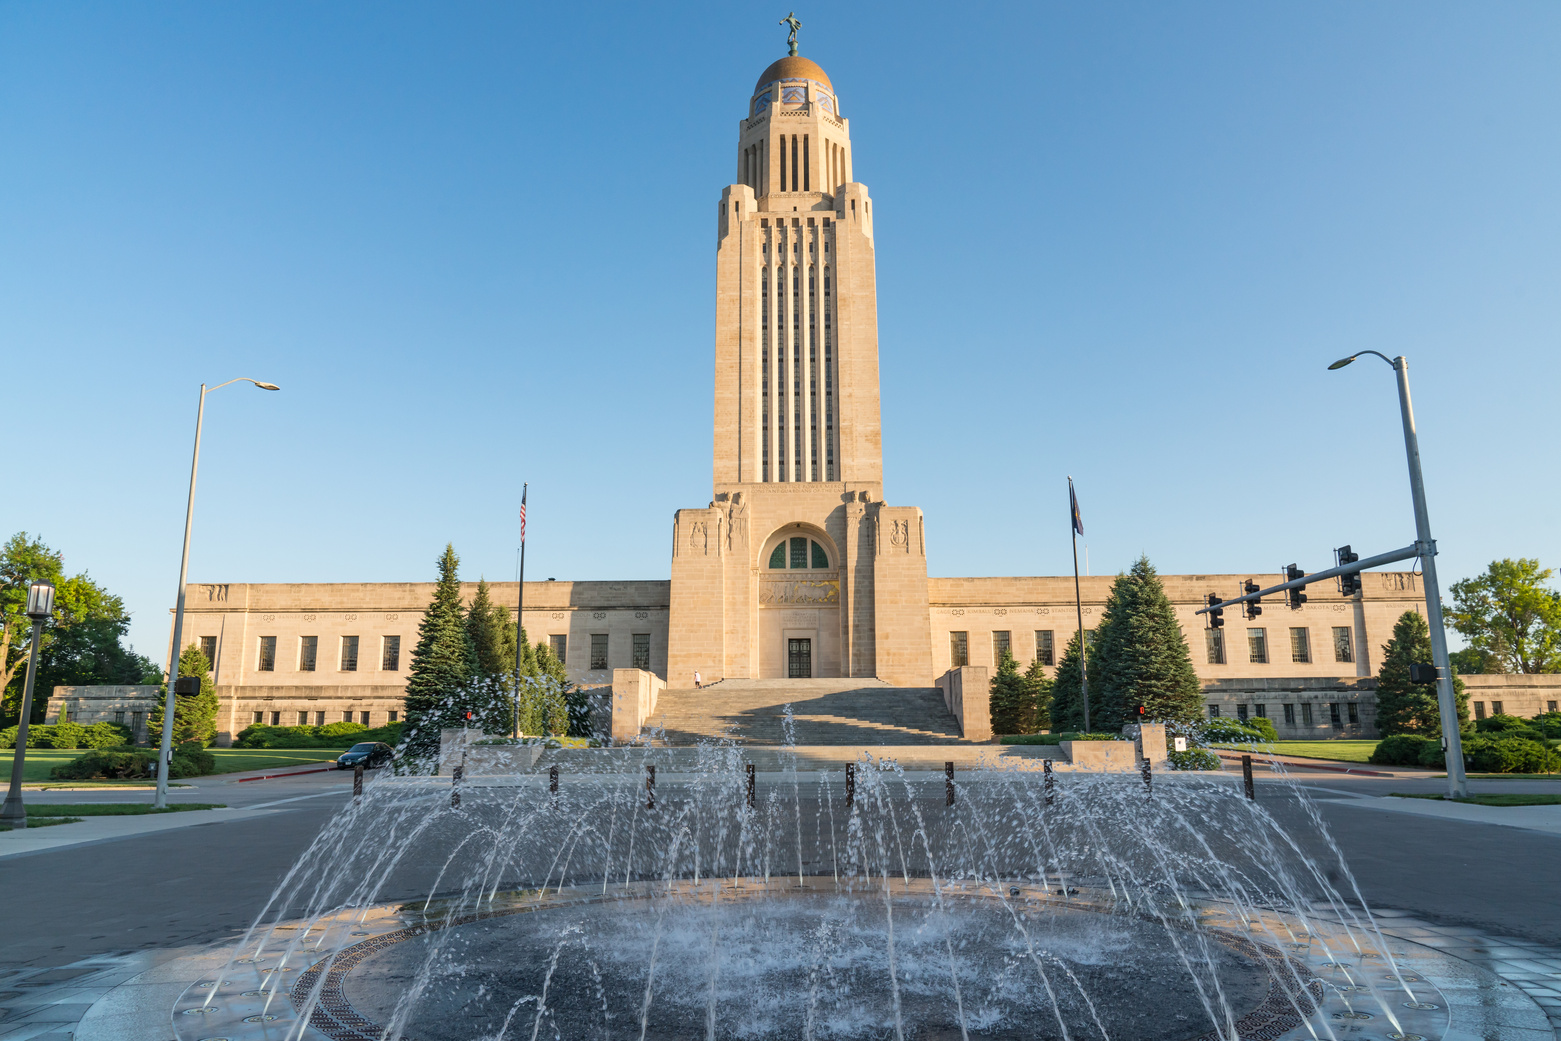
[1,581,58,829]
[1327,351,1467,799]
[155,378,280,809]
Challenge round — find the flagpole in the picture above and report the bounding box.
[1069,477,1091,733]
[513,484,527,738]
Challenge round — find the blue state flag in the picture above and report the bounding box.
[1069,479,1084,536]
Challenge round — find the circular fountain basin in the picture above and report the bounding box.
[314,882,1306,1041]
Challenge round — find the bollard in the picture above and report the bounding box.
[549,765,559,795]
[845,763,855,808]
[451,763,463,809]
[353,763,363,798]
[1141,757,1153,797]
[1043,759,1054,806]
[646,764,656,810]
[1242,754,1255,801]
[945,762,955,806]
[745,763,755,809]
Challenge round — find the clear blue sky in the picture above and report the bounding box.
[3,2,1557,662]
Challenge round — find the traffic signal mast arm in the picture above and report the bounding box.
[1194,542,1420,615]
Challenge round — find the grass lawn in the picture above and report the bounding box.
[1390,792,1561,807]
[1212,740,1381,763]
[0,802,225,831]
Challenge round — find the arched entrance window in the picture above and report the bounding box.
[767,536,829,570]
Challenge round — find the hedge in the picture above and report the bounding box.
[1371,733,1561,773]
[0,722,133,750]
[234,721,404,749]
[1201,717,1276,744]
[50,741,216,780]
[1168,748,1222,771]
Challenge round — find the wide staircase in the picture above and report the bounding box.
[645,678,964,746]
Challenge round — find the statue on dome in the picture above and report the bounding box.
[779,11,802,56]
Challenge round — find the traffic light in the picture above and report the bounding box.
[1206,593,1224,628]
[173,677,201,696]
[1134,704,1147,722]
[1336,545,1361,596]
[1243,579,1262,619]
[1285,564,1308,609]
[1409,663,1438,685]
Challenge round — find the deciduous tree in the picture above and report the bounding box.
[1446,558,1561,674]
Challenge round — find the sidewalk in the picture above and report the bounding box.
[1319,791,1561,836]
[1213,748,1433,779]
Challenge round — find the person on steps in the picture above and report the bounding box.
[694,670,702,690]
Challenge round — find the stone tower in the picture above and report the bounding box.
[667,51,933,687]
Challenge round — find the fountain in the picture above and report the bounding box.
[164,732,1515,1040]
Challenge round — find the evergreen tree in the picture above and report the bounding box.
[403,544,478,755]
[147,643,219,746]
[1048,630,1089,732]
[1024,657,1054,733]
[1376,610,1468,736]
[1090,556,1203,728]
[987,648,1034,736]
[529,640,571,737]
[465,578,518,733]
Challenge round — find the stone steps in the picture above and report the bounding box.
[641,681,966,746]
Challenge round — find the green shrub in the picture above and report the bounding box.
[1416,739,1446,768]
[1200,718,1269,744]
[1473,714,1546,742]
[175,741,215,774]
[1051,732,1122,743]
[36,722,87,749]
[234,721,404,750]
[82,722,133,748]
[1371,734,1437,766]
[1465,736,1561,774]
[1168,748,1222,771]
[1530,712,1561,740]
[1000,735,1066,745]
[50,743,217,780]
[1244,716,1279,742]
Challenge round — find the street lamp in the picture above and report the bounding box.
[154,378,280,809]
[1328,351,1467,799]
[1,581,57,829]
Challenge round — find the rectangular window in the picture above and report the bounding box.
[360,711,370,725]
[992,631,1011,662]
[1290,627,1311,664]
[550,634,567,662]
[590,633,609,670]
[297,711,309,726]
[950,631,969,668]
[299,635,318,672]
[270,711,281,726]
[632,633,651,671]
[1255,703,1267,718]
[1333,627,1354,663]
[344,711,354,723]
[257,636,277,672]
[1035,630,1054,666]
[1206,629,1225,665]
[115,710,127,724]
[252,710,262,724]
[381,635,401,671]
[1549,701,1558,713]
[1247,628,1268,665]
[1208,704,1221,718]
[1282,703,1295,724]
[1492,700,1504,716]
[315,711,325,726]
[1236,703,1249,721]
[340,636,359,672]
[1473,701,1486,719]
[1348,702,1359,724]
[1329,703,1343,727]
[199,635,217,664]
[388,710,399,723]
[1302,703,1313,725]
[131,710,143,732]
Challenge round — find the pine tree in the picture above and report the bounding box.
[1375,610,1468,736]
[1048,630,1088,732]
[530,641,571,737]
[465,578,518,733]
[147,643,219,746]
[403,544,478,755]
[1024,656,1054,733]
[1090,556,1204,728]
[987,648,1034,736]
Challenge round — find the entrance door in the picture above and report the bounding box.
[787,639,812,678]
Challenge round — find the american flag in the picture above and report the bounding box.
[518,485,527,542]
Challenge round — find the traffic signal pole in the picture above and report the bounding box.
[1194,544,1420,615]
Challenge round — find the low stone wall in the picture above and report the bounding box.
[937,666,991,741]
[438,728,544,775]
[1061,740,1138,770]
[609,668,666,744]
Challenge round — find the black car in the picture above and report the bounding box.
[336,741,394,769]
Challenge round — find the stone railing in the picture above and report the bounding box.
[609,668,666,744]
[937,666,991,741]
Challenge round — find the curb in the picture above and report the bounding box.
[235,766,337,783]
[1213,751,1396,778]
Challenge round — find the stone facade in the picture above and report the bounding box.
[58,50,1540,746]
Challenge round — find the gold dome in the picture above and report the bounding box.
[754,55,832,94]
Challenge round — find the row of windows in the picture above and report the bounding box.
[553,633,653,672]
[1469,700,1556,719]
[250,709,398,727]
[1209,702,1361,727]
[1205,627,1354,666]
[768,537,830,569]
[949,630,1060,668]
[247,635,401,673]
